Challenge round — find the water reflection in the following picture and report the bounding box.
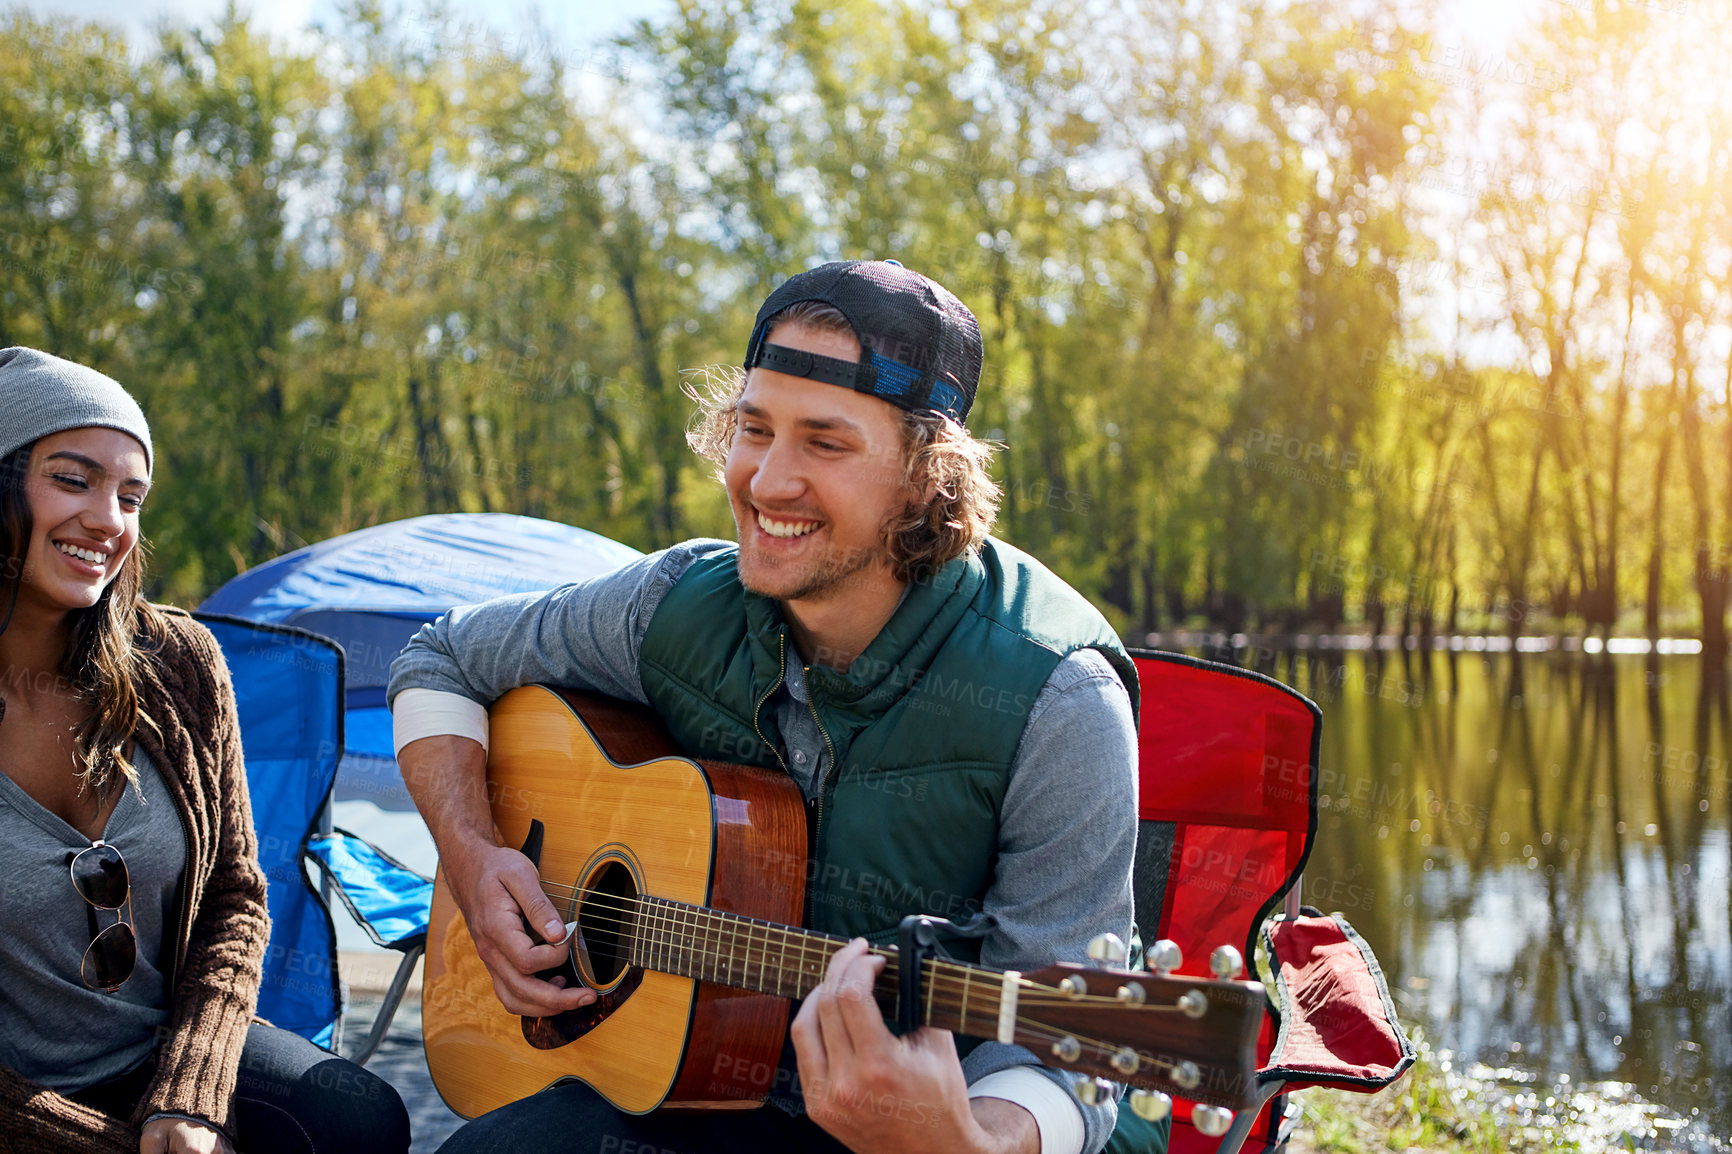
[1289,650,1729,1136]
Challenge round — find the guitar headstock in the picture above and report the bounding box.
[1018,937,1264,1127]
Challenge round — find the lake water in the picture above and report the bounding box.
[1277,650,1728,1146]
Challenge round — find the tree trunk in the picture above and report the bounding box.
[406,363,457,512]
[1103,534,1135,618]
[1680,330,1727,659]
[1645,403,1680,641]
[1599,269,1640,637]
[1720,313,1732,664]
[1139,545,1160,633]
[615,265,679,544]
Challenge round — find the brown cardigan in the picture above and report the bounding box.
[0,608,271,1153]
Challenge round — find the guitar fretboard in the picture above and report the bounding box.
[621,894,1007,1040]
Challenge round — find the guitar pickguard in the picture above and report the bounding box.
[521,949,645,1050]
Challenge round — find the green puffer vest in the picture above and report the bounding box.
[637,537,1138,960]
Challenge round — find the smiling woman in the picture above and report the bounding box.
[0,357,160,807]
[0,347,410,1154]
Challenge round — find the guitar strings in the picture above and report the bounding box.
[507,880,1191,1081]
[532,878,1182,1014]
[538,887,1155,1017]
[524,878,1196,1016]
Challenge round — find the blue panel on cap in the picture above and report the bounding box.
[927,379,967,421]
[870,351,920,398]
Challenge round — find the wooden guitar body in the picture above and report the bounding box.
[422,686,807,1120]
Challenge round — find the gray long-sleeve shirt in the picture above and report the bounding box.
[387,540,1138,1152]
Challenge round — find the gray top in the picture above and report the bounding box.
[0,746,185,1092]
[388,541,1139,1153]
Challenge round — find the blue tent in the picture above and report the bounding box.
[202,512,643,801]
[197,513,643,1051]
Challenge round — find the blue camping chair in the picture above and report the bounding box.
[199,513,643,1061]
[195,615,350,1048]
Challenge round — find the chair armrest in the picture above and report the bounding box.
[304,829,434,951]
[1258,911,1415,1092]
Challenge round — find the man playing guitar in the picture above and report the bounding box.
[389,261,1140,1154]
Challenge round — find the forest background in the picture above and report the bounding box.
[2,0,1728,654]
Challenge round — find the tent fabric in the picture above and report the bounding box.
[199,513,644,700]
[198,512,643,626]
[305,830,434,952]
[194,614,344,1048]
[200,513,644,765]
[341,705,396,765]
[1260,913,1416,1090]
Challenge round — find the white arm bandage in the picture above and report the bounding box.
[968,1067,1087,1154]
[391,688,490,756]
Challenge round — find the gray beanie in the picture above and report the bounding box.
[0,347,153,471]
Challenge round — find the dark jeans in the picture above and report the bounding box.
[71,1021,410,1154]
[437,1081,852,1154]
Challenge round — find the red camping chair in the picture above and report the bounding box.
[1123,650,1414,1153]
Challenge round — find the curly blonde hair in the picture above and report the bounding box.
[685,303,1000,583]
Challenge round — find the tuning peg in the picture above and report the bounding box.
[1171,1060,1201,1091]
[1193,1105,1236,1137]
[1129,1089,1172,1122]
[1058,975,1089,1000]
[1072,1076,1110,1106]
[1110,1046,1141,1075]
[1051,1034,1081,1062]
[1149,939,1182,976]
[1209,944,1244,980]
[1177,989,1208,1019]
[1086,932,1127,967]
[1115,982,1146,1005]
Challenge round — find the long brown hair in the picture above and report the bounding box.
[685,302,1002,583]
[0,441,166,798]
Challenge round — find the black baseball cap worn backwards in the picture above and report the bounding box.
[744,260,984,424]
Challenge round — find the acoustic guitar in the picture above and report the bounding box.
[422,685,1266,1131]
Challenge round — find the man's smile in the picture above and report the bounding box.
[755,509,822,539]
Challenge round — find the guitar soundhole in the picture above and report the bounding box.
[577,859,638,988]
[522,856,646,1051]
